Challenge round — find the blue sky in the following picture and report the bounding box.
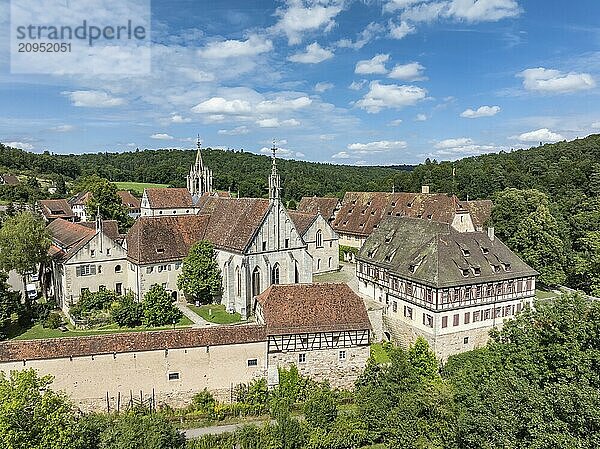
[1,0,600,165]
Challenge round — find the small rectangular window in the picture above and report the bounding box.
[168,372,180,381]
[262,241,267,251]
[464,312,471,324]
[392,301,398,313]
[453,314,459,326]
[90,249,95,257]
[106,248,111,256]
[473,310,481,322]
[339,350,346,361]
[285,238,289,248]
[247,359,258,367]
[404,306,413,319]
[463,337,469,345]
[442,316,448,328]
[298,353,306,363]
[146,267,153,274]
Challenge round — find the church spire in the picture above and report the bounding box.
[187,133,213,197]
[195,134,203,167]
[269,142,281,202]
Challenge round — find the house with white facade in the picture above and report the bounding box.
[140,188,196,217]
[357,217,537,360]
[288,211,339,274]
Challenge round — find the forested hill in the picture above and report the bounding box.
[0,144,405,199]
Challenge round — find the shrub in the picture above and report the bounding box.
[142,284,182,327]
[111,295,143,327]
[43,311,62,329]
[192,389,216,414]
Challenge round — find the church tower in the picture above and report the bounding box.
[269,144,281,202]
[186,135,213,197]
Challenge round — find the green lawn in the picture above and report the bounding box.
[10,315,193,341]
[187,303,242,324]
[536,289,558,300]
[370,343,391,364]
[113,181,169,194]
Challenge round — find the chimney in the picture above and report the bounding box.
[421,185,430,194]
[487,226,495,241]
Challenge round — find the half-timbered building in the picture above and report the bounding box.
[357,217,537,359]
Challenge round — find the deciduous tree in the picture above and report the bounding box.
[142,284,182,327]
[177,240,222,304]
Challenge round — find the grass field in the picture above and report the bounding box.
[536,289,558,300]
[187,303,242,324]
[113,181,169,194]
[10,315,193,340]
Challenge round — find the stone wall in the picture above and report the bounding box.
[268,345,369,389]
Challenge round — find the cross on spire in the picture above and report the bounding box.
[269,141,281,202]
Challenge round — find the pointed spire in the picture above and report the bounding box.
[269,141,281,202]
[195,134,203,167]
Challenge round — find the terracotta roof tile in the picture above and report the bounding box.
[38,199,74,220]
[145,188,193,209]
[0,326,267,362]
[69,191,92,206]
[47,219,123,261]
[297,197,339,220]
[287,211,317,237]
[126,215,210,264]
[117,191,141,210]
[466,199,492,229]
[255,283,372,335]
[332,191,490,237]
[197,197,271,252]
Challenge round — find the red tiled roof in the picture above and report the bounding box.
[126,215,210,264]
[79,220,121,242]
[69,191,92,206]
[0,326,267,362]
[117,191,141,210]
[255,283,372,335]
[145,188,193,209]
[38,199,74,220]
[288,211,317,236]
[465,199,493,229]
[297,197,339,220]
[332,191,489,237]
[197,197,271,253]
[47,218,121,261]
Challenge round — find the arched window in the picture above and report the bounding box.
[236,266,241,297]
[316,229,323,248]
[271,263,280,285]
[252,267,261,297]
[114,265,122,273]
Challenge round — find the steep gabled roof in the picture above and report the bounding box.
[358,217,538,288]
[465,199,493,229]
[297,196,340,220]
[68,191,92,206]
[126,215,210,264]
[197,196,271,253]
[287,211,317,237]
[117,191,141,210]
[144,188,194,209]
[47,218,123,261]
[332,191,487,237]
[255,283,371,335]
[38,199,74,220]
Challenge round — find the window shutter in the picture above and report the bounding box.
[76,266,81,277]
[90,265,96,275]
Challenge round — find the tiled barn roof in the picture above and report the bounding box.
[145,188,194,209]
[0,326,267,362]
[46,218,120,261]
[358,217,538,288]
[287,211,317,237]
[255,283,371,335]
[38,199,74,220]
[297,196,340,221]
[117,191,141,210]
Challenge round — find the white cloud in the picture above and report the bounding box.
[197,35,273,59]
[5,141,34,150]
[332,151,352,159]
[415,113,428,121]
[217,126,249,135]
[349,80,367,90]
[355,54,390,74]
[336,22,384,49]
[514,128,564,143]
[256,118,301,128]
[435,137,474,149]
[273,1,343,45]
[384,0,423,13]
[319,134,335,141]
[519,67,596,94]
[256,97,312,114]
[348,140,408,153]
[592,122,600,129]
[388,62,426,81]
[400,0,520,23]
[64,90,125,107]
[388,20,416,39]
[356,81,427,113]
[50,124,75,132]
[151,133,174,140]
[260,146,304,159]
[314,82,334,92]
[428,144,503,159]
[388,119,403,126]
[170,114,192,123]
[191,97,252,115]
[460,105,501,118]
[288,42,334,64]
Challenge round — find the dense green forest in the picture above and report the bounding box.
[1,135,599,293]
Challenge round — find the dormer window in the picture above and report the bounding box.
[367,201,372,206]
[502,263,511,271]
[387,211,392,215]
[409,264,417,273]
[427,214,432,220]
[367,248,378,258]
[461,248,470,257]
[417,214,422,218]
[342,220,348,226]
[359,222,365,228]
[156,248,165,254]
[481,247,489,255]
[370,210,376,215]
[461,268,469,277]
[351,200,356,205]
[348,209,353,214]
[472,267,481,276]
[361,209,366,215]
[385,250,396,262]
[395,212,402,216]
[492,264,500,273]
[407,203,412,208]
[391,201,396,207]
